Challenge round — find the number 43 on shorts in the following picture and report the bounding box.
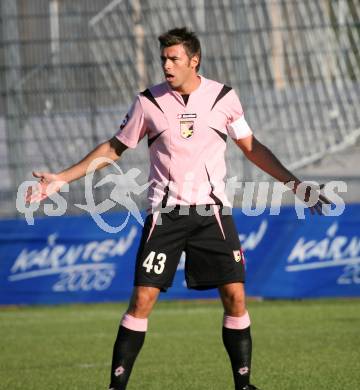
[142,251,167,274]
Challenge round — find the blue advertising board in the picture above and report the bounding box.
[1,205,360,305]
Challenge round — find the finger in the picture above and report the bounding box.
[26,184,44,203]
[304,186,312,202]
[318,184,332,205]
[38,194,49,201]
[314,204,323,215]
[314,200,324,214]
[25,186,37,202]
[315,201,326,215]
[28,196,40,204]
[26,194,41,204]
[26,187,40,201]
[25,186,32,197]
[25,188,32,204]
[319,194,331,204]
[32,171,44,179]
[30,191,47,203]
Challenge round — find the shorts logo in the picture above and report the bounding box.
[119,113,129,131]
[233,249,242,263]
[180,120,194,139]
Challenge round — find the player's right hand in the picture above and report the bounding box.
[25,171,66,203]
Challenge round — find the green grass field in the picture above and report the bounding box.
[0,299,359,390]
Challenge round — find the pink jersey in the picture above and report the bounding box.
[115,76,252,211]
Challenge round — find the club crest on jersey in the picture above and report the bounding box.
[180,120,194,139]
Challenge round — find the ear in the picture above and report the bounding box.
[190,55,199,70]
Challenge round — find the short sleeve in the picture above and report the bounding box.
[114,96,147,148]
[226,90,253,140]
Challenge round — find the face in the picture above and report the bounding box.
[160,44,199,92]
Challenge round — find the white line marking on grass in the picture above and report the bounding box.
[77,362,108,369]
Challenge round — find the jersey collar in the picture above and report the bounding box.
[166,75,205,105]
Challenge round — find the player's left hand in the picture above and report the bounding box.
[296,182,332,216]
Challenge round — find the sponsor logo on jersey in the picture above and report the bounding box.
[119,113,129,131]
[180,120,194,139]
[177,113,197,119]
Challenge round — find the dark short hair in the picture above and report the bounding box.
[158,27,201,72]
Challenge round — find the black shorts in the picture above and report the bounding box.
[134,205,245,291]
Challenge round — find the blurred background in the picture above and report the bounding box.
[1,4,359,388]
[1,0,359,218]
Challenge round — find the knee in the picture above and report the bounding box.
[223,292,246,315]
[129,289,157,317]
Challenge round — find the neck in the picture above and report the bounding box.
[174,74,201,94]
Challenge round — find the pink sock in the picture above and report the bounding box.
[223,311,251,330]
[121,313,148,332]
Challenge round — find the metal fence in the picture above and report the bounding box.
[1,0,359,217]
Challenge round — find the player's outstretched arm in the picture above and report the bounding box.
[235,135,299,183]
[234,134,330,215]
[26,137,127,203]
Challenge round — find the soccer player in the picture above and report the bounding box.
[27,28,329,390]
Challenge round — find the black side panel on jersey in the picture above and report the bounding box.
[205,166,224,206]
[161,185,170,208]
[211,85,232,110]
[158,171,172,209]
[209,126,227,142]
[148,130,165,147]
[141,89,164,113]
